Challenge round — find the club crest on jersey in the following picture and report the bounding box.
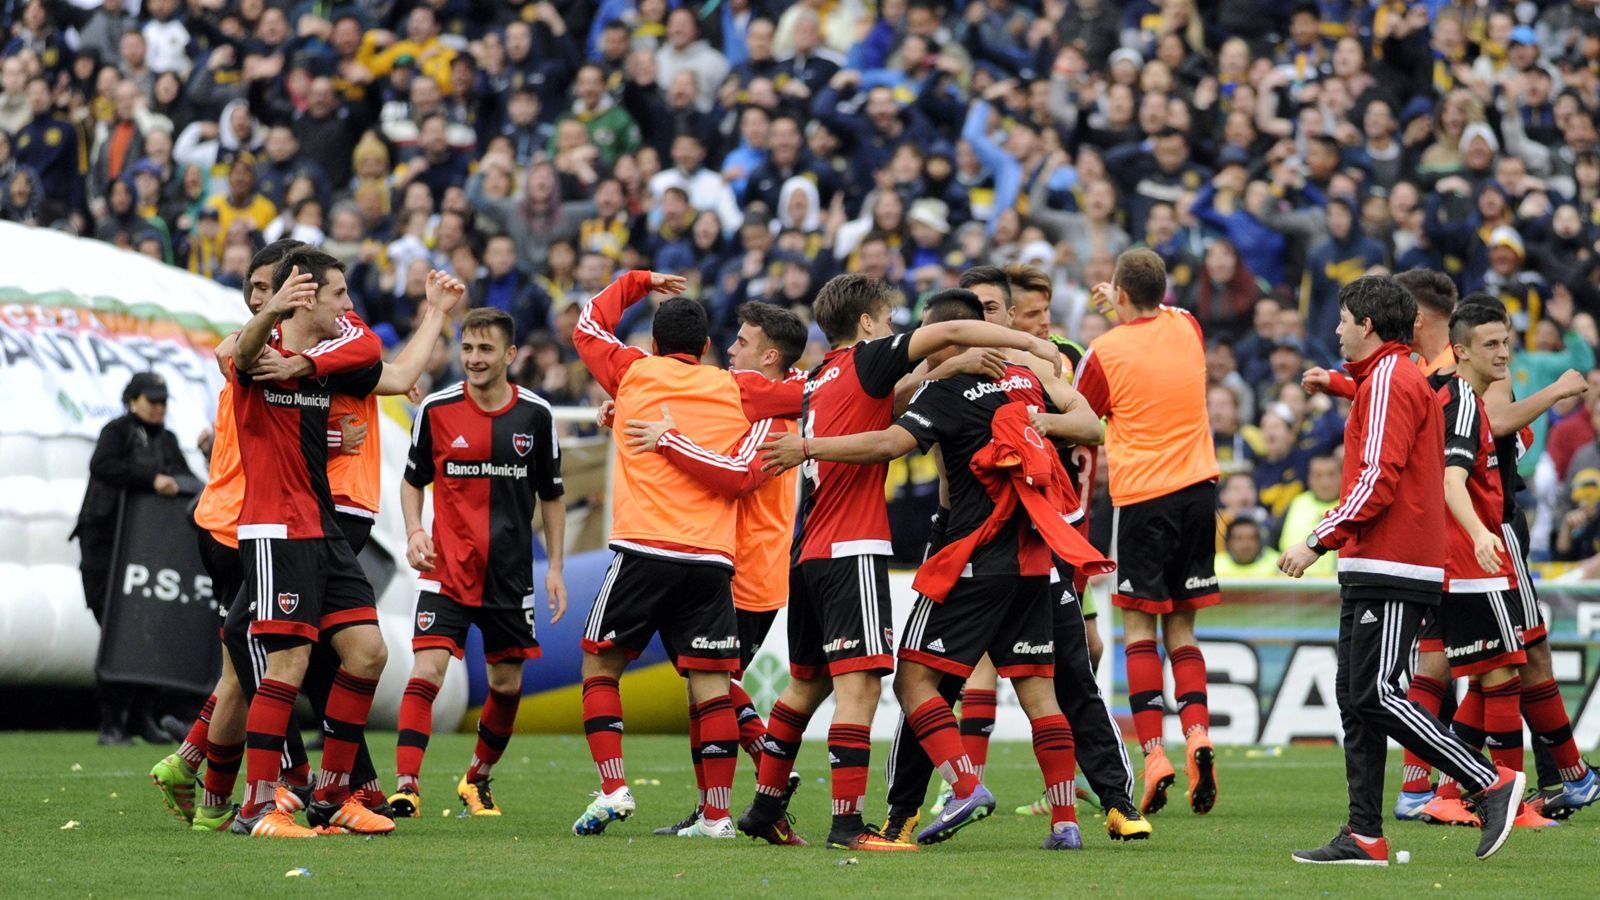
[512,433,535,457]
[276,592,299,615]
[417,610,436,631]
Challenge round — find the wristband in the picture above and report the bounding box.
[408,528,425,540]
[802,437,813,461]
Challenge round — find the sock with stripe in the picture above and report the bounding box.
[1482,676,1523,773]
[909,697,980,800]
[178,694,216,772]
[688,700,706,807]
[1521,679,1588,783]
[828,723,872,832]
[582,676,627,793]
[754,701,811,801]
[1031,713,1078,826]
[314,669,378,804]
[465,689,520,783]
[1169,644,1209,737]
[696,696,739,821]
[395,678,439,793]
[1125,639,1165,753]
[202,739,244,808]
[241,678,298,819]
[728,681,766,764]
[1451,680,1486,750]
[957,689,997,781]
[1401,675,1448,792]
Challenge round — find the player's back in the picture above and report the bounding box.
[1082,307,1217,506]
[611,355,750,564]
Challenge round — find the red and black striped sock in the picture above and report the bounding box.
[1452,680,1486,750]
[202,739,244,808]
[465,689,520,783]
[1483,677,1523,773]
[754,701,810,799]
[728,681,766,764]
[688,700,706,805]
[828,723,872,827]
[395,678,439,792]
[697,696,739,821]
[909,697,979,800]
[1522,679,1587,783]
[1031,713,1077,826]
[1402,675,1447,791]
[178,694,216,771]
[958,689,997,781]
[1125,640,1165,752]
[582,676,626,792]
[241,678,298,818]
[1169,644,1209,737]
[314,668,378,804]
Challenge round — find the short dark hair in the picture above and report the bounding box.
[736,302,806,369]
[1003,263,1053,302]
[958,265,1013,308]
[1225,517,1261,539]
[250,238,304,276]
[461,307,516,347]
[1395,268,1457,318]
[814,273,893,344]
[1114,248,1167,310]
[652,296,709,357]
[1449,295,1510,347]
[922,288,984,324]
[271,246,344,293]
[1339,275,1414,344]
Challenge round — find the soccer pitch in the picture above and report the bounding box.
[2,733,1594,898]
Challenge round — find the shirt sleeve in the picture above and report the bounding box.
[655,417,783,498]
[536,405,564,501]
[304,313,382,376]
[854,329,918,399]
[733,369,804,421]
[895,381,953,452]
[404,402,434,488]
[1441,381,1478,472]
[572,270,655,397]
[1073,349,1110,417]
[327,362,383,398]
[1323,370,1357,399]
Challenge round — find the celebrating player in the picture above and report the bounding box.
[1281,276,1524,864]
[1077,249,1220,815]
[734,273,1061,852]
[389,307,567,819]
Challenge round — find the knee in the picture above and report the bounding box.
[487,664,524,696]
[835,673,881,710]
[343,634,388,680]
[410,652,449,686]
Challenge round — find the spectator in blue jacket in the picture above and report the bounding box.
[1301,194,1387,342]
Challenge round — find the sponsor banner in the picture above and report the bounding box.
[741,576,1600,746]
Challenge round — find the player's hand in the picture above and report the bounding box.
[1028,407,1050,437]
[623,403,676,453]
[545,568,567,623]
[248,346,315,381]
[1555,368,1588,400]
[197,426,214,456]
[947,347,1008,380]
[407,383,423,404]
[424,269,468,314]
[152,474,179,496]
[596,399,616,429]
[648,272,688,295]
[1277,544,1319,578]
[338,414,367,455]
[263,266,316,317]
[1302,367,1332,394]
[760,431,805,473]
[1026,336,1064,377]
[1472,529,1506,574]
[407,529,436,572]
[1090,282,1117,319]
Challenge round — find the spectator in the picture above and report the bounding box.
[1251,403,1311,520]
[204,155,275,236]
[1277,451,1341,578]
[1215,518,1280,579]
[557,63,641,164]
[1301,195,1386,343]
[1194,238,1265,343]
[656,9,729,111]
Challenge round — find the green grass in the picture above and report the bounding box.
[1,732,1597,898]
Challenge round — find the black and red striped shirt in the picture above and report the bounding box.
[405,384,563,608]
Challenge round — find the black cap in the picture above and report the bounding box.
[125,371,168,403]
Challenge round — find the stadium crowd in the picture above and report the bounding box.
[9,0,1600,572]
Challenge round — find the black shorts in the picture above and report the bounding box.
[195,526,245,619]
[1418,608,1444,653]
[900,575,1054,679]
[1111,480,1221,616]
[788,555,895,680]
[1499,520,1547,646]
[1441,589,1527,677]
[413,590,541,664]
[1050,563,1087,631]
[581,551,739,672]
[736,607,779,675]
[241,534,377,647]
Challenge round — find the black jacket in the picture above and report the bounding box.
[72,412,197,543]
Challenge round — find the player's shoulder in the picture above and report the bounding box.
[417,382,468,415]
[515,385,553,411]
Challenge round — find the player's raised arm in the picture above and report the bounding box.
[234,265,315,372]
[573,270,685,397]
[626,403,783,497]
[375,270,468,395]
[906,319,1063,376]
[1480,368,1586,437]
[761,424,919,473]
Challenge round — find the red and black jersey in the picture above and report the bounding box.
[405,384,564,608]
[233,330,382,541]
[795,330,918,562]
[1433,374,1516,592]
[897,365,1052,578]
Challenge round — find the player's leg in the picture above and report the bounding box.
[309,621,390,833]
[1520,638,1600,818]
[573,647,634,833]
[1424,679,1485,826]
[1164,482,1222,815]
[959,656,1000,784]
[655,681,705,835]
[682,669,739,838]
[1014,675,1079,850]
[1122,607,1175,813]
[391,647,450,816]
[881,672,959,840]
[1397,607,1450,820]
[893,652,984,830]
[730,608,778,762]
[190,656,246,830]
[457,658,525,816]
[666,565,742,839]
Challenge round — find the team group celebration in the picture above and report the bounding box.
[11,0,1600,874]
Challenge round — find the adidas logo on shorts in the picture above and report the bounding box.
[927,638,946,652]
[1360,610,1378,625]
[1118,580,1133,593]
